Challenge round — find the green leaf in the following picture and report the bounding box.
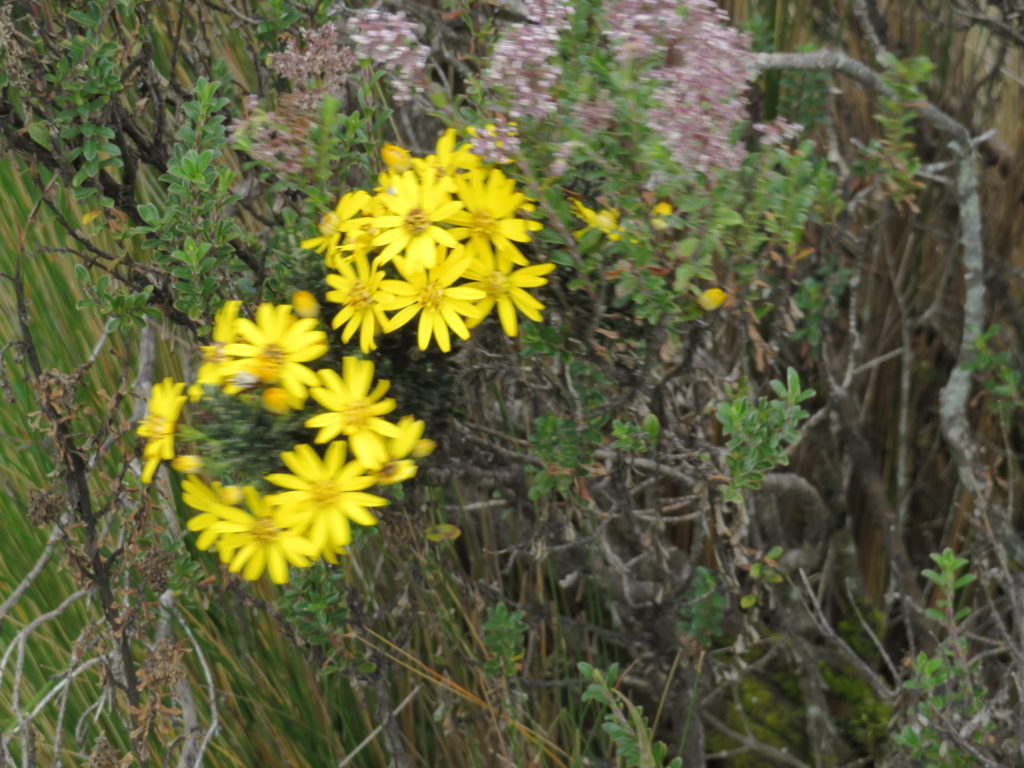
[711,206,743,226]
[25,122,53,150]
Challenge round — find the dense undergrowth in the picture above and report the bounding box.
[2,1,1023,766]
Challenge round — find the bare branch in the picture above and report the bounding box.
[0,525,61,628]
[751,50,971,141]
[797,570,899,701]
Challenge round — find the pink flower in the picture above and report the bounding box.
[481,1,573,120]
[348,9,430,103]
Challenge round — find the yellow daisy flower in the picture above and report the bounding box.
[572,200,624,242]
[371,170,464,272]
[223,303,328,405]
[463,251,555,337]
[182,475,244,551]
[194,300,242,393]
[138,378,188,483]
[448,166,541,266]
[411,128,481,192]
[381,247,485,353]
[362,414,426,485]
[324,251,394,353]
[302,190,372,256]
[304,357,401,464]
[211,486,319,584]
[266,441,386,553]
[333,194,388,262]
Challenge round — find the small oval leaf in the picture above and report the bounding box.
[425,524,461,542]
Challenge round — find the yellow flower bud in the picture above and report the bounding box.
[262,386,290,414]
[219,485,244,506]
[291,290,319,318]
[381,142,412,172]
[697,288,727,311]
[171,455,203,474]
[651,201,673,231]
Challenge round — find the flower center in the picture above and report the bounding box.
[483,270,509,297]
[140,414,175,440]
[250,344,287,383]
[319,211,341,236]
[310,479,342,506]
[470,209,496,235]
[403,208,431,235]
[249,516,280,543]
[376,460,400,483]
[342,400,372,429]
[345,281,374,309]
[595,211,618,232]
[420,281,444,311]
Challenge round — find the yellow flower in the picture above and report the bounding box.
[448,166,541,266]
[138,378,187,483]
[333,194,388,262]
[301,190,372,256]
[572,200,623,242]
[304,357,401,464]
[324,251,394,353]
[291,290,319,318]
[381,246,485,353]
[650,201,673,231]
[361,415,426,485]
[371,170,464,272]
[223,303,328,405]
[381,142,412,172]
[195,300,242,392]
[697,288,727,311]
[462,251,555,337]
[411,128,480,192]
[211,486,319,584]
[266,441,386,553]
[182,475,243,551]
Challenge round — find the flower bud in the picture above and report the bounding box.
[171,455,204,474]
[262,386,290,415]
[381,142,412,172]
[291,290,319,318]
[697,288,727,311]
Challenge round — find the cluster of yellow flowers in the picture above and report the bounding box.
[138,298,434,583]
[305,129,555,353]
[137,129,565,585]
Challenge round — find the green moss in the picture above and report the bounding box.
[819,662,891,758]
[705,660,808,766]
[819,602,892,759]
